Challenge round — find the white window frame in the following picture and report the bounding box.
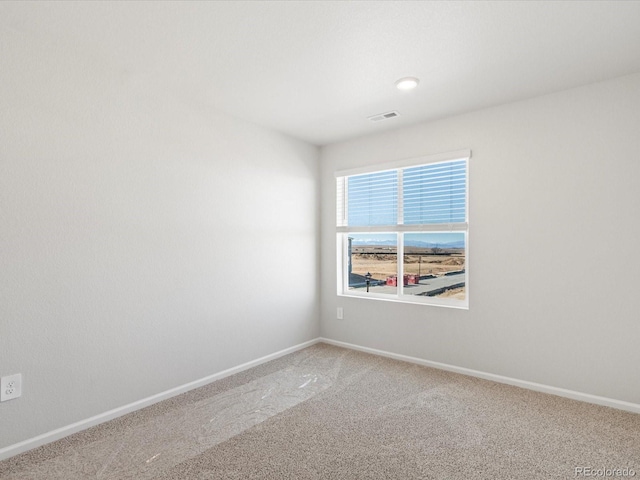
[336,149,470,309]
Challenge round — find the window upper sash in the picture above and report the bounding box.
[336,150,469,230]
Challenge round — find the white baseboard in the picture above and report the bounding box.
[0,338,321,462]
[319,337,640,415]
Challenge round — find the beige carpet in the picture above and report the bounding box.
[1,343,638,479]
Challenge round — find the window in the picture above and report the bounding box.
[336,150,469,308]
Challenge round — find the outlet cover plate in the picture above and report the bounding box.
[1,373,22,401]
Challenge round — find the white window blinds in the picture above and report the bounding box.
[336,155,467,230]
[403,159,466,225]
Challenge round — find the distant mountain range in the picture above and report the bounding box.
[351,239,465,249]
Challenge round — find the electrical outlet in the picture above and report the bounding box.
[337,307,344,320]
[1,373,22,402]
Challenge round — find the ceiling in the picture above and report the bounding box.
[2,1,640,146]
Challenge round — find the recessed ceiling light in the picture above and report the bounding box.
[395,77,420,90]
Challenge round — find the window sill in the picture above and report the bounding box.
[337,292,469,310]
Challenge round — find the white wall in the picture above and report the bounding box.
[320,73,640,405]
[0,26,319,449]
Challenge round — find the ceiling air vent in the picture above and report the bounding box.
[368,111,399,122]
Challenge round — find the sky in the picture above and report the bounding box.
[349,232,465,247]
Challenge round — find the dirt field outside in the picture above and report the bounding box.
[350,246,466,298]
[351,246,465,280]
